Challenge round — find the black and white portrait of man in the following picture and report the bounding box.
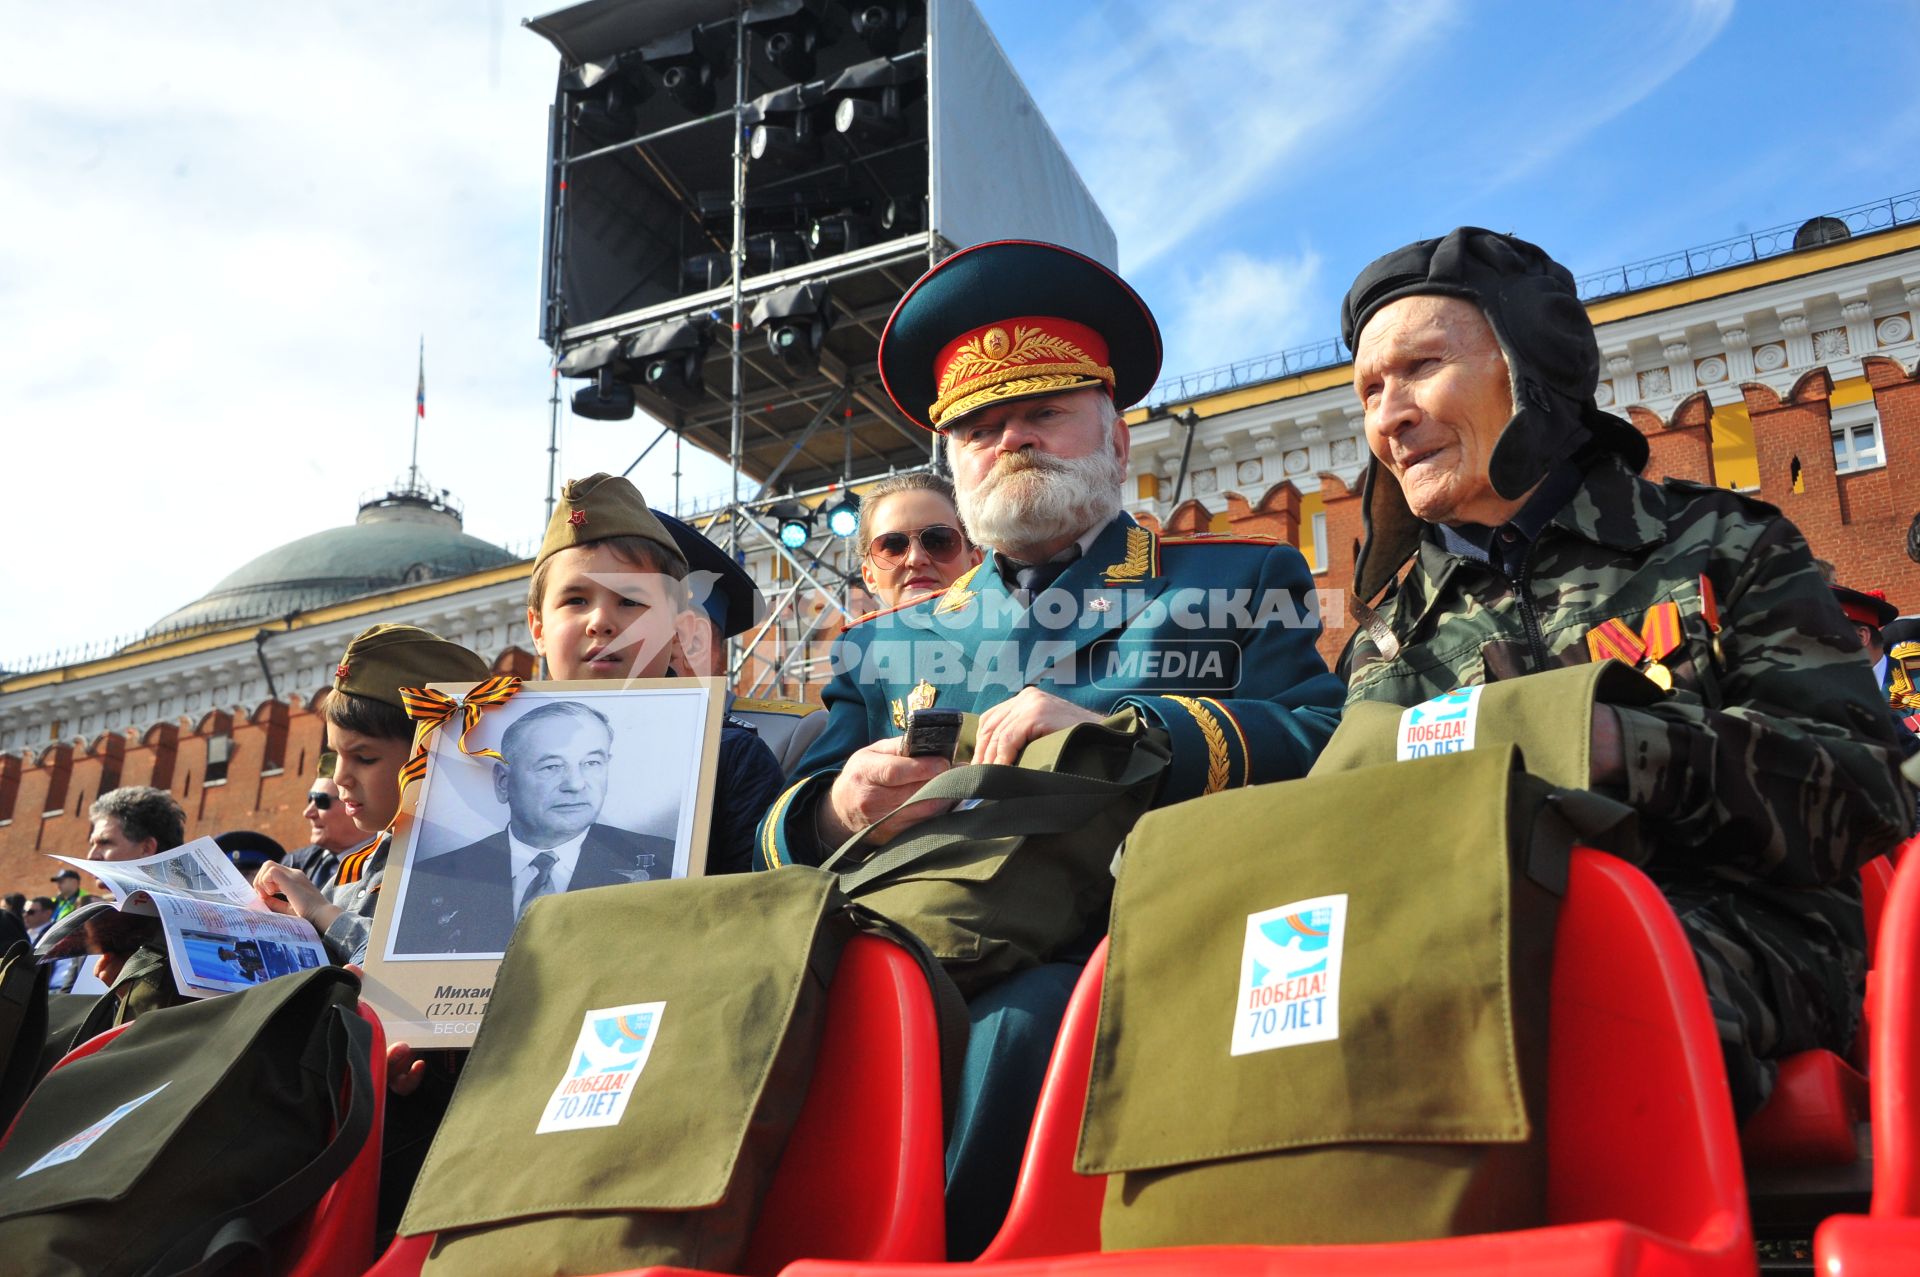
[391,699,678,956]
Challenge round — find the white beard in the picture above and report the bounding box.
[957,446,1125,560]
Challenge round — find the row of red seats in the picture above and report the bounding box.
[15,839,1918,1275]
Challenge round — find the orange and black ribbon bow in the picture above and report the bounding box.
[1586,601,1684,689]
[395,675,525,794]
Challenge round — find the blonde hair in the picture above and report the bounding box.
[857,473,970,558]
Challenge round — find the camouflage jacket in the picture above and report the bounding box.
[1344,454,1914,895]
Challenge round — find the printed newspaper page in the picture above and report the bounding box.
[43,837,328,998]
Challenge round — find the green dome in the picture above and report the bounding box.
[147,489,520,638]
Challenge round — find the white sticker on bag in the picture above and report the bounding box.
[1396,686,1484,761]
[536,1001,665,1134]
[18,1083,171,1178]
[1231,895,1347,1057]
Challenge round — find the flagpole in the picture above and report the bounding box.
[410,335,425,492]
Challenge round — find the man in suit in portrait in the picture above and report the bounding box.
[394,699,673,955]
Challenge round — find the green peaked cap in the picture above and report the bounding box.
[536,472,686,575]
[331,624,489,712]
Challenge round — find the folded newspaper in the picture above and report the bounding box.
[32,837,330,998]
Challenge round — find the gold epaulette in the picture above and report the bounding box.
[843,587,948,631]
[1160,533,1280,546]
[731,696,819,717]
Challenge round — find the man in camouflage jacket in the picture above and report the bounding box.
[1340,228,1914,1117]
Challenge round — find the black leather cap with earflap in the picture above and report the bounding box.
[1342,227,1649,602]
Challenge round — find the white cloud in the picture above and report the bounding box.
[1157,249,1325,393]
[1030,0,1461,273]
[0,3,731,668]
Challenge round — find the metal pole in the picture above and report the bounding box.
[725,0,749,683]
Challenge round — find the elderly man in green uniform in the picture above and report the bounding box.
[757,239,1345,1255]
[1339,227,1915,1118]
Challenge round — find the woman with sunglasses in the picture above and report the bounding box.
[857,472,981,609]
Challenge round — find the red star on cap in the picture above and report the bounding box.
[568,509,587,526]
[336,662,350,681]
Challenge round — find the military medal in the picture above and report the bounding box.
[1698,574,1726,666]
[1089,595,1112,613]
[1639,602,1683,692]
[907,680,938,713]
[890,699,907,730]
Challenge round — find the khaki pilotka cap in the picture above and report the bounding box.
[536,472,687,574]
[330,624,491,711]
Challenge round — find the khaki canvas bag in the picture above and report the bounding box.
[0,966,374,1277]
[0,940,49,1129]
[402,867,964,1277]
[1080,665,1648,1250]
[825,710,1172,998]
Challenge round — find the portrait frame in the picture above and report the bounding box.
[362,677,726,1047]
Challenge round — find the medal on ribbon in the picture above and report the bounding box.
[1585,603,1684,691]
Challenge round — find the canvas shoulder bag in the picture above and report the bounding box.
[825,709,1172,998]
[401,867,964,1277]
[0,965,373,1277]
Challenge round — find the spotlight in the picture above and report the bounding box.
[625,318,711,409]
[809,211,877,254]
[681,251,730,292]
[561,56,647,144]
[749,118,820,168]
[639,28,723,115]
[744,0,825,83]
[753,280,836,372]
[880,195,922,233]
[824,492,861,539]
[849,2,910,56]
[571,369,636,421]
[770,499,815,549]
[744,230,811,275]
[833,93,903,144]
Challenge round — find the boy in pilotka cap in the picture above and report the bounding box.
[528,473,783,874]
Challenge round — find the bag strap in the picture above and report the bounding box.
[142,999,375,1277]
[0,942,49,1126]
[844,905,970,1138]
[823,737,1170,886]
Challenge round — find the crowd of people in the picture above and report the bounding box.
[10,229,1918,1255]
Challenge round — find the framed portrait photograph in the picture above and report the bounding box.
[362,677,725,1046]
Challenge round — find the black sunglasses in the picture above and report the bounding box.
[867,524,966,567]
[306,791,334,811]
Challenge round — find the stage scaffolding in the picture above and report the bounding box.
[526,0,1115,696]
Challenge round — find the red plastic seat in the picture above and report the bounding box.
[367,930,949,1277]
[1817,835,1920,1273]
[0,1000,386,1276]
[785,848,1752,1277]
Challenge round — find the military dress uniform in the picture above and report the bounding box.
[754,238,1345,1257]
[1344,453,1915,1116]
[758,511,1344,867]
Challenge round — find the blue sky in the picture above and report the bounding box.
[1,0,1914,666]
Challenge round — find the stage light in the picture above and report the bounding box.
[561,56,647,144]
[880,195,921,233]
[682,251,730,291]
[749,118,821,168]
[770,500,815,548]
[833,94,903,144]
[745,0,825,83]
[753,280,836,373]
[809,211,877,254]
[626,318,711,409]
[743,230,811,275]
[848,2,910,56]
[571,369,636,421]
[639,28,722,115]
[824,492,861,539]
